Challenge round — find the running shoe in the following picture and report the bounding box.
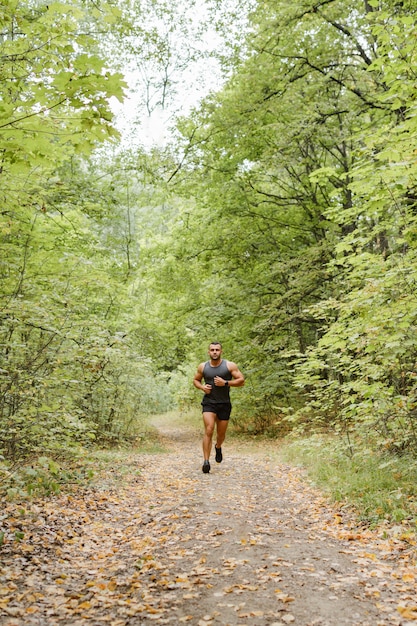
[215,445,223,463]
[202,460,210,474]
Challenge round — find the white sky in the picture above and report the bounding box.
[110,0,253,148]
[111,54,223,148]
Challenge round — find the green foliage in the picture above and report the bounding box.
[291,7,417,452]
[139,0,388,432]
[0,2,176,464]
[280,435,417,525]
[0,1,125,182]
[0,454,95,500]
[135,0,417,458]
[1,155,175,461]
[4,0,417,479]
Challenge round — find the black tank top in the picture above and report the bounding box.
[202,359,232,404]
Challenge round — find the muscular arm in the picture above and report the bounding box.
[227,361,245,387]
[193,363,212,394]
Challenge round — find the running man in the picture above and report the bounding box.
[193,342,245,473]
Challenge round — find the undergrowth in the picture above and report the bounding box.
[0,419,163,501]
[279,434,417,527]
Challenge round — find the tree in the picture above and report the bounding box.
[293,2,417,452]
[0,0,129,461]
[140,0,392,431]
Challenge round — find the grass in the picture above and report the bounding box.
[0,421,168,500]
[278,434,417,527]
[147,409,202,431]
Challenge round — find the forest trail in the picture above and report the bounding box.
[1,413,416,626]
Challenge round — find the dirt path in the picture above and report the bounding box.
[1,414,416,625]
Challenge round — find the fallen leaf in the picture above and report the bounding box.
[397,606,417,620]
[77,601,92,610]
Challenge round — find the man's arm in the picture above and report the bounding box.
[193,363,212,393]
[214,361,245,387]
[228,361,245,387]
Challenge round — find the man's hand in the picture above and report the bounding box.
[214,376,226,386]
[203,383,212,394]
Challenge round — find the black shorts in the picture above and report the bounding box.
[202,402,232,421]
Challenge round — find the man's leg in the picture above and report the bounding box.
[214,417,229,463]
[215,418,229,449]
[202,411,217,461]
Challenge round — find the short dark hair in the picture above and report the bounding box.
[209,341,222,348]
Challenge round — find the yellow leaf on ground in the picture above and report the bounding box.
[397,606,417,620]
[403,573,415,582]
[25,606,38,614]
[78,601,92,610]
